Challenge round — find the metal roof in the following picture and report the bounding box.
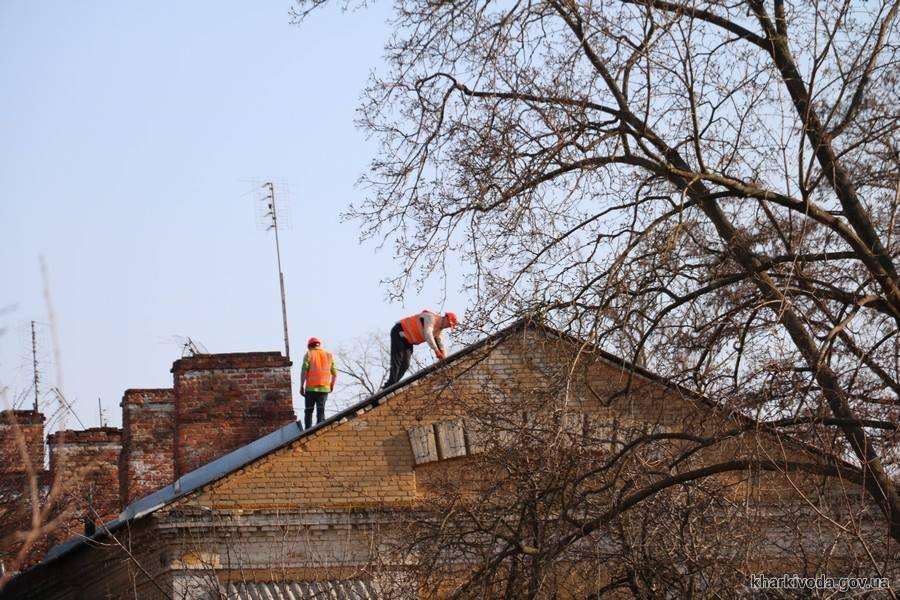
[204,579,384,600]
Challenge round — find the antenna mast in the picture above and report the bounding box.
[263,182,291,359]
[31,321,39,412]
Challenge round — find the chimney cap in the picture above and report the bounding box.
[171,352,291,373]
[1,409,46,425]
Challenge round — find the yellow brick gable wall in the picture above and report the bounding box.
[181,400,416,511]
[172,326,836,515]
[179,345,496,512]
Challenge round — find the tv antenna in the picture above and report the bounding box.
[51,387,87,430]
[259,182,291,359]
[180,336,209,357]
[97,397,106,428]
[31,321,40,412]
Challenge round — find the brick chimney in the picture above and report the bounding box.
[172,352,294,476]
[119,389,175,508]
[47,427,122,537]
[0,410,45,475]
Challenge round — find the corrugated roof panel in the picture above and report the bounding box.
[249,582,267,600]
[215,580,379,599]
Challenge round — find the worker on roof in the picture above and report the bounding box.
[383,311,458,389]
[300,337,336,429]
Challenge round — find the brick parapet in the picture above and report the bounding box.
[120,389,176,507]
[0,410,49,569]
[0,409,45,474]
[173,352,295,476]
[48,427,123,533]
[48,427,122,448]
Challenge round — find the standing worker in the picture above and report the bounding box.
[383,310,458,389]
[300,337,336,429]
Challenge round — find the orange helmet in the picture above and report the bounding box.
[307,337,321,348]
[444,312,458,327]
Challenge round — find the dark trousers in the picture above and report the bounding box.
[383,322,414,389]
[304,391,328,429]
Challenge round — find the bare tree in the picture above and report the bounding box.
[295,0,900,545]
[292,1,900,596]
[382,346,896,598]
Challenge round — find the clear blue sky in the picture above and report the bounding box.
[1,2,467,429]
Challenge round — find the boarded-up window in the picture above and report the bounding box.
[435,421,466,459]
[408,425,439,464]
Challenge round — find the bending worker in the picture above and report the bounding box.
[300,337,336,429]
[383,310,458,389]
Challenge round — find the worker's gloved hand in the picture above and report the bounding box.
[435,350,445,360]
[300,389,306,398]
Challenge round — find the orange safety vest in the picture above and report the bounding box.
[399,311,440,345]
[305,348,334,389]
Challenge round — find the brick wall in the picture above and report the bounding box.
[0,409,45,474]
[1,517,174,600]
[47,427,122,540]
[120,388,176,507]
[0,410,47,570]
[172,352,295,476]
